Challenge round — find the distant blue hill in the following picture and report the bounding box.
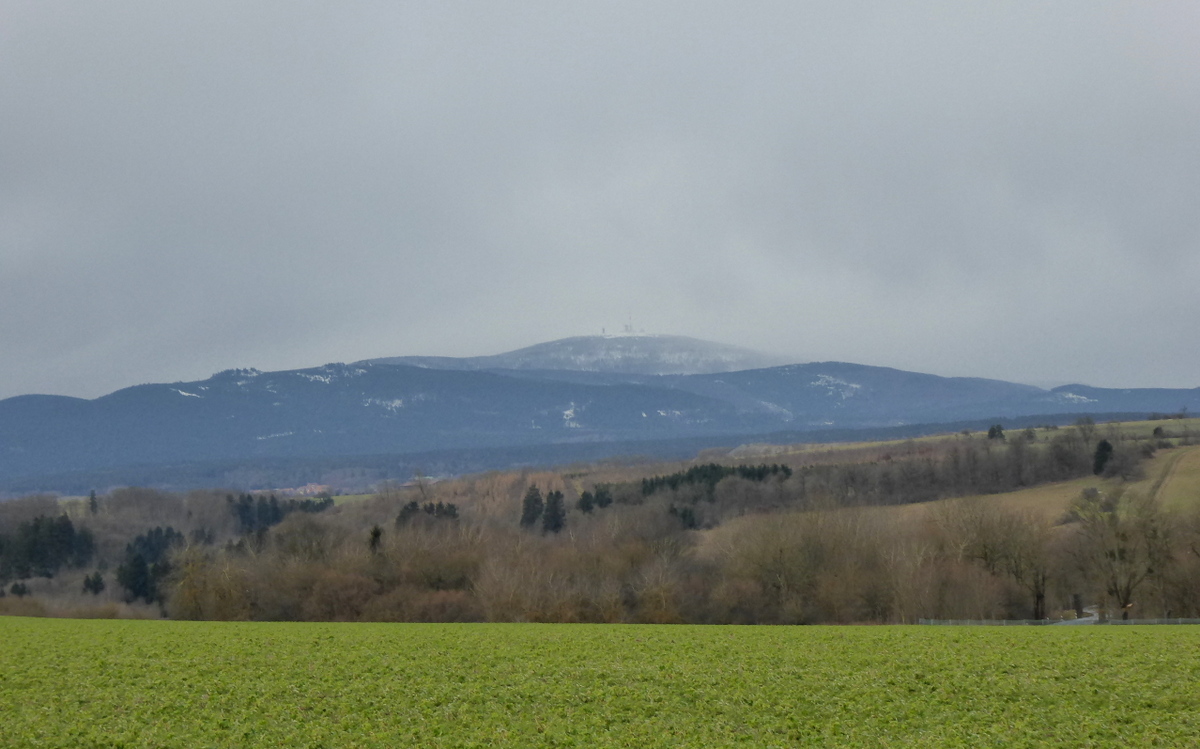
[1,335,1197,491]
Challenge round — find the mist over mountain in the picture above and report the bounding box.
[2,335,1197,492]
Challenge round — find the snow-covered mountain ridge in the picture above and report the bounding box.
[3,335,1199,491]
[363,335,791,375]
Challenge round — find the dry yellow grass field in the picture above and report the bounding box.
[1151,445,1200,511]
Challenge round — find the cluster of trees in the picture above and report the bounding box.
[155,478,1200,624]
[82,571,105,595]
[227,493,335,535]
[755,427,1142,508]
[396,501,459,525]
[150,425,1189,623]
[0,487,340,614]
[576,486,613,514]
[576,432,1139,533]
[520,487,565,533]
[116,527,184,604]
[0,514,94,582]
[640,464,792,497]
[4,421,1196,625]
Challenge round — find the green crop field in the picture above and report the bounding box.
[2,618,1198,747]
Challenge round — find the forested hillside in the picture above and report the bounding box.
[3,419,1199,624]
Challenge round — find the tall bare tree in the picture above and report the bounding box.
[1067,488,1170,619]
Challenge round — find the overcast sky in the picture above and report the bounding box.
[2,1,1198,400]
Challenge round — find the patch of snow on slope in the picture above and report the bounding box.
[757,401,793,419]
[256,432,294,440]
[555,346,735,372]
[317,363,368,377]
[295,364,368,385]
[562,402,581,428]
[811,374,862,400]
[231,368,262,387]
[365,398,405,412]
[1055,391,1098,404]
[174,389,201,398]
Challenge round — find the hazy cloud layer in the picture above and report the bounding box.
[3,1,1198,399]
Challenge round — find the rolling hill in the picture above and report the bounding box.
[2,335,1197,491]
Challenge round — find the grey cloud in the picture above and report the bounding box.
[1,1,1197,399]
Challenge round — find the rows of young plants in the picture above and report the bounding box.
[3,617,1197,746]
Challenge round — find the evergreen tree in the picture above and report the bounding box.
[543,490,565,534]
[5,514,92,579]
[88,490,98,515]
[116,528,181,604]
[594,486,613,508]
[669,504,699,529]
[117,553,152,603]
[577,491,594,514]
[520,485,544,528]
[127,527,183,564]
[396,501,421,526]
[256,496,274,530]
[149,560,172,597]
[83,571,105,595]
[369,525,383,554]
[1093,439,1114,475]
[70,527,95,569]
[229,494,256,533]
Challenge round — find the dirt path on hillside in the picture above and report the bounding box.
[1150,446,1195,504]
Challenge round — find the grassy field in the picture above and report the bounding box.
[1102,417,1200,441]
[3,618,1198,747]
[1151,445,1200,511]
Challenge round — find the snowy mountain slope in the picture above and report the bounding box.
[4,336,1200,489]
[0,362,769,482]
[364,335,791,375]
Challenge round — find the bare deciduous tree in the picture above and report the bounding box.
[1067,488,1170,619]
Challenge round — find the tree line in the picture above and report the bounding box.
[0,488,336,610]
[0,513,94,582]
[4,422,1197,624]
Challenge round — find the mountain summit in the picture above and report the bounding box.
[363,335,792,375]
